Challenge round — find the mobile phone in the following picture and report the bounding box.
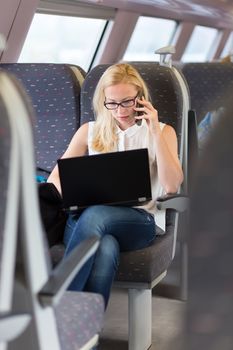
[135,98,143,125]
[136,103,143,116]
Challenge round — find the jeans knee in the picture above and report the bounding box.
[99,235,120,268]
[77,206,107,238]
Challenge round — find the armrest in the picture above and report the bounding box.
[38,236,99,307]
[156,193,189,212]
[0,313,31,341]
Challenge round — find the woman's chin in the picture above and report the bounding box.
[116,117,135,129]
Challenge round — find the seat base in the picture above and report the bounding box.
[114,271,167,350]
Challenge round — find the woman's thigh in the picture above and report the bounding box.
[64,205,156,252]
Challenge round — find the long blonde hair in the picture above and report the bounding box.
[92,63,150,152]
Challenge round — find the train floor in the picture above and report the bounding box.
[98,287,185,350]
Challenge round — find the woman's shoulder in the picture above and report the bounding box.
[161,123,177,140]
[159,121,166,130]
[86,121,95,136]
[80,121,94,128]
[71,122,89,143]
[78,121,95,134]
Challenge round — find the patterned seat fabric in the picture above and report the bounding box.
[80,62,186,283]
[180,62,233,123]
[0,70,104,350]
[55,292,104,350]
[0,63,86,177]
[0,73,32,342]
[80,62,183,138]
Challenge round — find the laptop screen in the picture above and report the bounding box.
[58,148,152,211]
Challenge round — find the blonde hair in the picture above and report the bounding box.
[221,54,232,63]
[92,63,150,152]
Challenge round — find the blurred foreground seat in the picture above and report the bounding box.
[186,99,233,350]
[0,70,104,350]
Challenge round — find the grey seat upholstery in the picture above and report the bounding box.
[0,63,86,178]
[186,100,233,349]
[0,70,104,350]
[180,62,233,123]
[0,79,31,344]
[80,62,189,350]
[0,61,189,350]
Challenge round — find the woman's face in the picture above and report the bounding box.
[104,83,138,130]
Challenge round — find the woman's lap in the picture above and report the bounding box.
[63,205,156,307]
[64,205,156,252]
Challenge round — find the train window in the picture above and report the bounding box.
[221,32,233,58]
[18,13,107,71]
[181,25,218,62]
[123,16,177,61]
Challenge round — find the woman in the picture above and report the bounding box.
[48,63,183,307]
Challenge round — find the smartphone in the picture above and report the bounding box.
[135,97,143,125]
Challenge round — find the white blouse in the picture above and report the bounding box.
[87,119,166,232]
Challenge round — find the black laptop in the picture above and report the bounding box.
[57,148,152,212]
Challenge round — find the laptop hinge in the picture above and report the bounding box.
[69,205,79,211]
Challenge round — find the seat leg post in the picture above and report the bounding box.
[128,288,152,350]
[180,242,188,301]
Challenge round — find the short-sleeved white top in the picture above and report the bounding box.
[88,119,166,232]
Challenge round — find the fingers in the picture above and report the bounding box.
[136,97,157,113]
[134,104,157,117]
[134,97,159,131]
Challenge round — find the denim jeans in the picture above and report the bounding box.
[63,205,156,307]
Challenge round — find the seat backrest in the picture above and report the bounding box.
[0,70,104,350]
[0,69,52,290]
[187,99,233,349]
[81,62,184,136]
[81,62,189,175]
[0,77,19,314]
[0,72,33,347]
[180,62,233,123]
[80,62,190,257]
[0,63,86,178]
[0,69,71,350]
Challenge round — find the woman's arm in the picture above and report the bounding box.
[135,98,183,193]
[153,124,183,194]
[47,123,89,194]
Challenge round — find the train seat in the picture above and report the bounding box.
[179,62,233,124]
[0,61,190,350]
[80,62,190,350]
[186,99,233,349]
[0,73,31,344]
[0,63,86,179]
[0,70,104,350]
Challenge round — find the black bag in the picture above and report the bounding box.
[38,182,68,247]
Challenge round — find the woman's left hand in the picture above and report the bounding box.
[134,97,161,135]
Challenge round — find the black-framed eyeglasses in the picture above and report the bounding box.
[104,94,138,110]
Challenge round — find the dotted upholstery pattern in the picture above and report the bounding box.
[180,62,233,123]
[1,70,104,350]
[116,225,174,282]
[0,96,11,295]
[80,63,186,283]
[48,248,104,349]
[187,101,233,349]
[55,291,104,350]
[0,63,86,177]
[80,63,183,148]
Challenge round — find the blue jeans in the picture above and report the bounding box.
[64,205,156,307]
